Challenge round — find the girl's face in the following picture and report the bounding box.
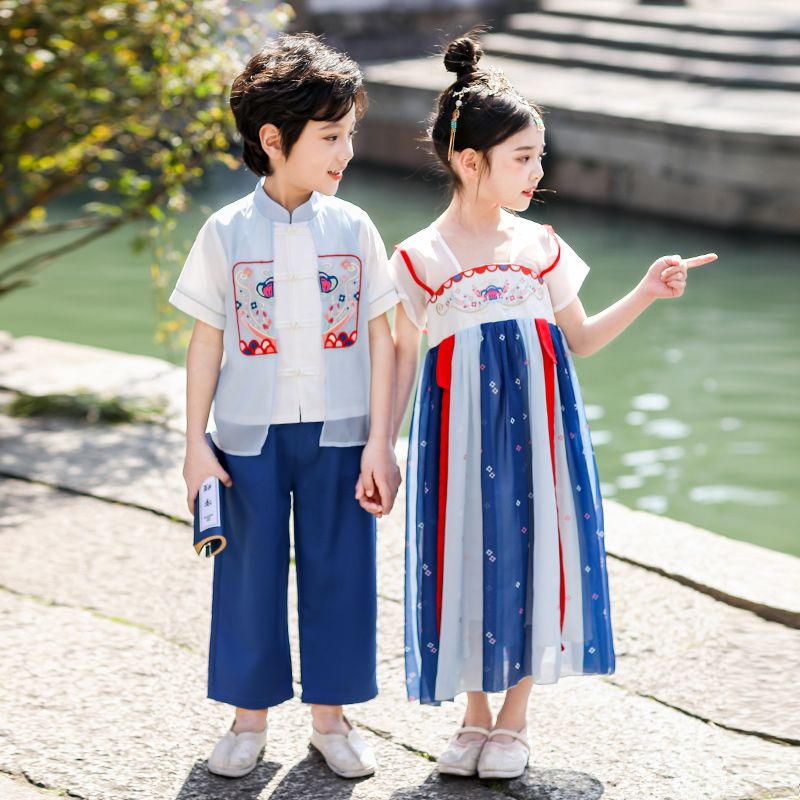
[471,120,546,211]
[278,105,357,196]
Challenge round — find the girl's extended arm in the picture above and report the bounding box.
[182,320,232,514]
[556,252,717,357]
[356,313,402,516]
[392,304,422,443]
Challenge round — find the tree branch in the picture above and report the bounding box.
[0,169,91,240]
[9,215,112,241]
[0,217,125,296]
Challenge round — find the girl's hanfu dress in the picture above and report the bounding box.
[389,217,615,705]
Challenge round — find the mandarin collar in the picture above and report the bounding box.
[252,177,321,223]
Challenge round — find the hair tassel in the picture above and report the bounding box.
[447,109,459,161]
[447,98,463,162]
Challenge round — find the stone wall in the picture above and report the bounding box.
[292,0,521,60]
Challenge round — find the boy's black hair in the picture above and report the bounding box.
[230,33,367,176]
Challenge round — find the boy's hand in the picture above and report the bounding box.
[640,253,717,300]
[183,438,232,514]
[356,438,402,518]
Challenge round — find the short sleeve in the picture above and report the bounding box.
[542,227,590,313]
[169,219,228,329]
[359,216,399,320]
[387,246,429,331]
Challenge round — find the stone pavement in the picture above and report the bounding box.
[1,334,799,799]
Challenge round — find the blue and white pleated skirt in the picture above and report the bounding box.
[404,318,615,705]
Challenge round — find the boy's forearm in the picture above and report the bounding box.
[185,324,224,445]
[367,315,395,443]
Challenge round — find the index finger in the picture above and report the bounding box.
[682,253,718,269]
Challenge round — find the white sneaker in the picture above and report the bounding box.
[207,722,267,778]
[477,727,530,779]
[437,724,490,776]
[310,717,376,778]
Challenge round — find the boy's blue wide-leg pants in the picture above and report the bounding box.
[207,422,377,709]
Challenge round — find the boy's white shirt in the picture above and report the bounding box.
[169,179,398,453]
[268,216,395,422]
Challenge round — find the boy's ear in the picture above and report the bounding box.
[258,123,283,161]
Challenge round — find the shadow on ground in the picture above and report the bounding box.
[388,765,603,800]
[174,748,370,799]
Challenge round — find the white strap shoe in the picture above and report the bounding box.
[207,722,268,778]
[477,727,530,779]
[437,724,490,776]
[310,717,376,778]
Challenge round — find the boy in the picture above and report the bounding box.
[170,33,400,778]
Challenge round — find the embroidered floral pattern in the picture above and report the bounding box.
[232,260,278,356]
[318,271,338,294]
[319,253,362,348]
[431,263,545,316]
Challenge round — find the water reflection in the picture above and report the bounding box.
[636,495,669,514]
[589,430,612,446]
[584,404,604,421]
[689,486,786,506]
[621,447,686,466]
[633,462,666,478]
[642,418,690,439]
[631,393,670,412]
[720,417,742,431]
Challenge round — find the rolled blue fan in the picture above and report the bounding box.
[193,475,227,557]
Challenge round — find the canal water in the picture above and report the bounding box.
[1,163,798,556]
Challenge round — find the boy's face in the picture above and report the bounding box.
[480,120,545,212]
[283,105,357,196]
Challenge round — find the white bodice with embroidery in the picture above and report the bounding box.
[389,217,590,348]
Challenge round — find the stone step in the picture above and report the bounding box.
[483,32,800,91]
[364,53,800,138]
[0,333,186,431]
[507,12,800,64]
[0,591,503,800]
[4,476,800,743]
[1,477,799,798]
[537,0,800,38]
[361,54,800,232]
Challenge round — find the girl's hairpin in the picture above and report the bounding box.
[447,86,470,161]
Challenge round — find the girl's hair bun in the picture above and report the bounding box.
[444,36,483,78]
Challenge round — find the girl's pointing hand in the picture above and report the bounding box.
[641,252,718,300]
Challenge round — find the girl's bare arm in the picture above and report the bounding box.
[392,304,422,443]
[556,253,717,357]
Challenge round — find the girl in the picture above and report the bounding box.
[171,34,400,779]
[389,35,716,780]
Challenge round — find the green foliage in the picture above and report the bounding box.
[0,0,294,349]
[7,390,167,424]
